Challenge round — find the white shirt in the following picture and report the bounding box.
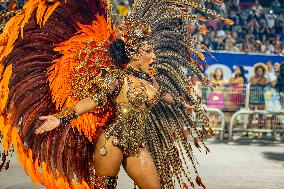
[266,70,277,83]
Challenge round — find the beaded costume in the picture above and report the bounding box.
[0,0,232,188]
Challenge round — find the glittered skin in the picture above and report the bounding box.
[98,66,167,157]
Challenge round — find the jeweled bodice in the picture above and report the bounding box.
[126,77,149,108]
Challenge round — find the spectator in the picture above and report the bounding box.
[202,1,284,54]
[264,40,275,54]
[2,0,284,55]
[208,67,227,127]
[266,60,277,86]
[252,0,263,16]
[276,63,284,93]
[249,63,268,105]
[259,20,269,39]
[249,63,268,128]
[228,66,246,110]
[274,62,281,76]
[275,63,284,125]
[265,62,283,128]
[265,10,276,29]
[208,67,227,109]
[229,65,246,85]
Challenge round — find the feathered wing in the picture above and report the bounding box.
[129,1,232,188]
[0,0,113,188]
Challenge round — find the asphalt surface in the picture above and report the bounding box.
[0,137,284,189]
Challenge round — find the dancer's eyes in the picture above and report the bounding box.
[142,47,152,53]
[145,48,152,53]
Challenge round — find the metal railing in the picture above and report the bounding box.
[228,83,284,140]
[229,109,284,141]
[199,84,284,141]
[204,106,225,140]
[200,84,246,112]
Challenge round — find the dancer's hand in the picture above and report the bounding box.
[183,103,195,113]
[35,115,60,134]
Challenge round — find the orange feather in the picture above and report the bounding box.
[42,2,60,25]
[197,52,205,61]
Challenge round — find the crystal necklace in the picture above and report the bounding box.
[125,65,153,84]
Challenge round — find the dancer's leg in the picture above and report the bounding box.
[93,134,123,189]
[123,148,161,189]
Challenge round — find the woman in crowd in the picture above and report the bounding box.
[265,62,283,130]
[208,67,227,127]
[249,63,268,128]
[229,65,246,111]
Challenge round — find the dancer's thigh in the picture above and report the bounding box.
[123,148,161,189]
[93,134,123,176]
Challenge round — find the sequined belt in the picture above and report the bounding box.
[100,104,149,156]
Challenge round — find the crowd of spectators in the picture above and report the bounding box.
[206,61,284,128]
[207,60,284,111]
[2,0,283,54]
[112,0,284,55]
[203,0,284,54]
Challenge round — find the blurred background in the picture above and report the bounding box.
[0,0,284,188]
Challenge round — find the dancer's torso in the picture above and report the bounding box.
[104,74,160,156]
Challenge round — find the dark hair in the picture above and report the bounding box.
[254,65,266,76]
[276,63,284,92]
[108,39,130,68]
[235,65,247,84]
[213,67,224,80]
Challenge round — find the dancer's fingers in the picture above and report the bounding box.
[35,123,48,134]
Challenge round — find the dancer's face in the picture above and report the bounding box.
[138,44,156,71]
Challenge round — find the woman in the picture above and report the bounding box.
[270,63,284,126]
[208,68,227,128]
[0,0,231,188]
[36,40,193,189]
[249,63,267,128]
[249,63,268,108]
[209,67,227,107]
[228,66,246,111]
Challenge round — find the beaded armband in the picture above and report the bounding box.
[172,96,185,108]
[157,86,168,101]
[53,105,78,125]
[91,93,108,107]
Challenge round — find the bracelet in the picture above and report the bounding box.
[53,105,78,125]
[172,96,184,108]
[91,94,108,107]
[157,86,168,101]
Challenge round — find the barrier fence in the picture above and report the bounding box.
[199,84,284,141]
